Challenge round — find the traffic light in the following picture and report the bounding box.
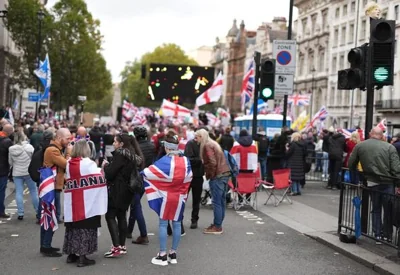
[369,19,395,86]
[337,43,368,90]
[260,59,275,101]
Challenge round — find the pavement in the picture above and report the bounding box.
[255,180,400,275]
[0,185,378,275]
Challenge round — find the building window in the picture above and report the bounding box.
[302,18,307,34]
[311,14,317,35]
[349,23,355,43]
[322,9,328,31]
[395,5,399,21]
[332,56,337,73]
[334,28,339,46]
[299,55,305,76]
[330,87,335,106]
[343,4,348,16]
[341,26,347,45]
[309,52,315,73]
[336,7,340,18]
[339,54,344,70]
[319,50,325,72]
[360,19,366,39]
[351,1,356,13]
[363,0,368,6]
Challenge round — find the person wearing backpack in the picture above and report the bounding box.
[8,129,38,221]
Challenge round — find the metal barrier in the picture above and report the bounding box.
[304,156,329,182]
[338,169,400,256]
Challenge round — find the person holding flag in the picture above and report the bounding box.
[142,130,192,266]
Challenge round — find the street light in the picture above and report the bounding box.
[310,67,316,123]
[59,47,66,114]
[34,9,45,121]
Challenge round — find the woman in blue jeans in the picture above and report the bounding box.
[8,129,39,220]
[142,130,192,266]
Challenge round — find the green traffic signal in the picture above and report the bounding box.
[373,67,389,82]
[262,87,273,98]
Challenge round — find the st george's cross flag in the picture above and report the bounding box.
[64,157,108,222]
[195,72,223,107]
[39,167,58,231]
[160,99,191,118]
[142,155,193,221]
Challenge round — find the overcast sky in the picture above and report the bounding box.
[47,0,298,82]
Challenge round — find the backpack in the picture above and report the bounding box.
[223,150,239,177]
[28,144,59,183]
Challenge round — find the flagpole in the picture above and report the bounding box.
[251,51,261,139]
[34,10,45,121]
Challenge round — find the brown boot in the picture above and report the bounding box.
[132,236,149,245]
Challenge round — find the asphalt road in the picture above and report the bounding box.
[0,188,377,275]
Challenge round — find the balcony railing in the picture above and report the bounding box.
[375,100,400,111]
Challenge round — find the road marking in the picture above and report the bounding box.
[248,218,262,221]
[246,232,254,235]
[11,234,19,237]
[276,232,285,235]
[147,233,155,236]
[255,221,265,225]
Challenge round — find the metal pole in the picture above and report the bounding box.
[350,0,361,128]
[251,51,261,139]
[34,16,42,121]
[310,70,315,123]
[282,0,294,127]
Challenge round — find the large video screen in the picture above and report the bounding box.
[147,63,215,104]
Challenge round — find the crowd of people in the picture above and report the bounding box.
[1,114,399,266]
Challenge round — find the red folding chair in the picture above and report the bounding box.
[228,166,261,210]
[260,168,292,207]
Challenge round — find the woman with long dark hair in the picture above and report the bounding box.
[102,134,143,258]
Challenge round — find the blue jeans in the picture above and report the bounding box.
[291,181,301,194]
[315,152,323,171]
[209,176,229,228]
[322,152,329,178]
[13,175,39,216]
[0,176,7,214]
[39,198,54,248]
[159,219,180,252]
[128,192,148,237]
[370,184,395,238]
[259,157,267,180]
[55,191,61,220]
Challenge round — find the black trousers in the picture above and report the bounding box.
[328,159,342,187]
[105,206,128,247]
[189,177,203,222]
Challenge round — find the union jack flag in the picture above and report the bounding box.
[241,60,255,108]
[288,93,310,106]
[142,155,192,221]
[38,167,58,231]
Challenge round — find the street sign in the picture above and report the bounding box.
[273,40,297,74]
[274,74,294,97]
[78,95,87,101]
[28,92,40,102]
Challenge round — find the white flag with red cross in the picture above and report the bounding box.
[160,99,191,117]
[195,72,223,107]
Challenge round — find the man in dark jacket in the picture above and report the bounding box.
[184,137,204,229]
[89,122,104,161]
[30,124,44,150]
[0,123,13,218]
[218,127,234,151]
[134,126,156,167]
[325,128,346,189]
[391,132,400,157]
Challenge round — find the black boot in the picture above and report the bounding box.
[40,247,62,257]
[67,254,79,263]
[77,255,96,267]
[190,220,198,229]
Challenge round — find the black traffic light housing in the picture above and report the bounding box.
[337,43,368,90]
[369,19,395,86]
[260,59,275,101]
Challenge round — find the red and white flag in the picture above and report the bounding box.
[64,157,108,223]
[377,118,387,132]
[195,72,223,107]
[206,112,220,127]
[230,141,258,171]
[161,99,191,117]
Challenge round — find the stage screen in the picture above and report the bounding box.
[147,63,215,104]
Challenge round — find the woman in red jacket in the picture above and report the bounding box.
[344,132,360,184]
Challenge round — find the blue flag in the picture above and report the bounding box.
[34,53,51,101]
[249,99,269,115]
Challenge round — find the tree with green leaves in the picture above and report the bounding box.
[120,43,198,107]
[4,0,112,112]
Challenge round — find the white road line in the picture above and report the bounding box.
[276,232,285,235]
[255,221,265,225]
[11,234,19,237]
[248,218,262,221]
[246,232,254,235]
[147,233,155,236]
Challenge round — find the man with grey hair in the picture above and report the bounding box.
[0,123,14,218]
[349,126,400,241]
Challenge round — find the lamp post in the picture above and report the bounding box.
[310,67,316,123]
[78,96,87,125]
[34,9,45,121]
[59,47,66,116]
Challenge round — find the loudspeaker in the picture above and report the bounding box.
[117,107,123,123]
[141,64,146,79]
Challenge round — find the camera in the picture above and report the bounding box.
[278,76,287,83]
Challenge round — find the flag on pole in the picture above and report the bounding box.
[288,93,310,106]
[241,60,255,109]
[161,99,191,117]
[34,54,51,101]
[195,72,223,106]
[310,106,328,127]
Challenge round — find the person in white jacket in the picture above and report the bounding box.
[8,128,39,220]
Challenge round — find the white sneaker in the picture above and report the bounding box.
[168,252,177,264]
[151,253,168,266]
[120,246,127,254]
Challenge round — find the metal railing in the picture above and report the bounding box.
[338,169,400,256]
[304,156,329,182]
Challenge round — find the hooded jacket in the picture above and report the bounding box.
[0,133,13,177]
[8,141,34,177]
[230,135,258,171]
[327,133,346,160]
[104,148,142,211]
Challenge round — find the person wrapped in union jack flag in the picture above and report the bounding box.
[142,130,192,266]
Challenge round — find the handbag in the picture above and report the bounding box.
[128,153,143,193]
